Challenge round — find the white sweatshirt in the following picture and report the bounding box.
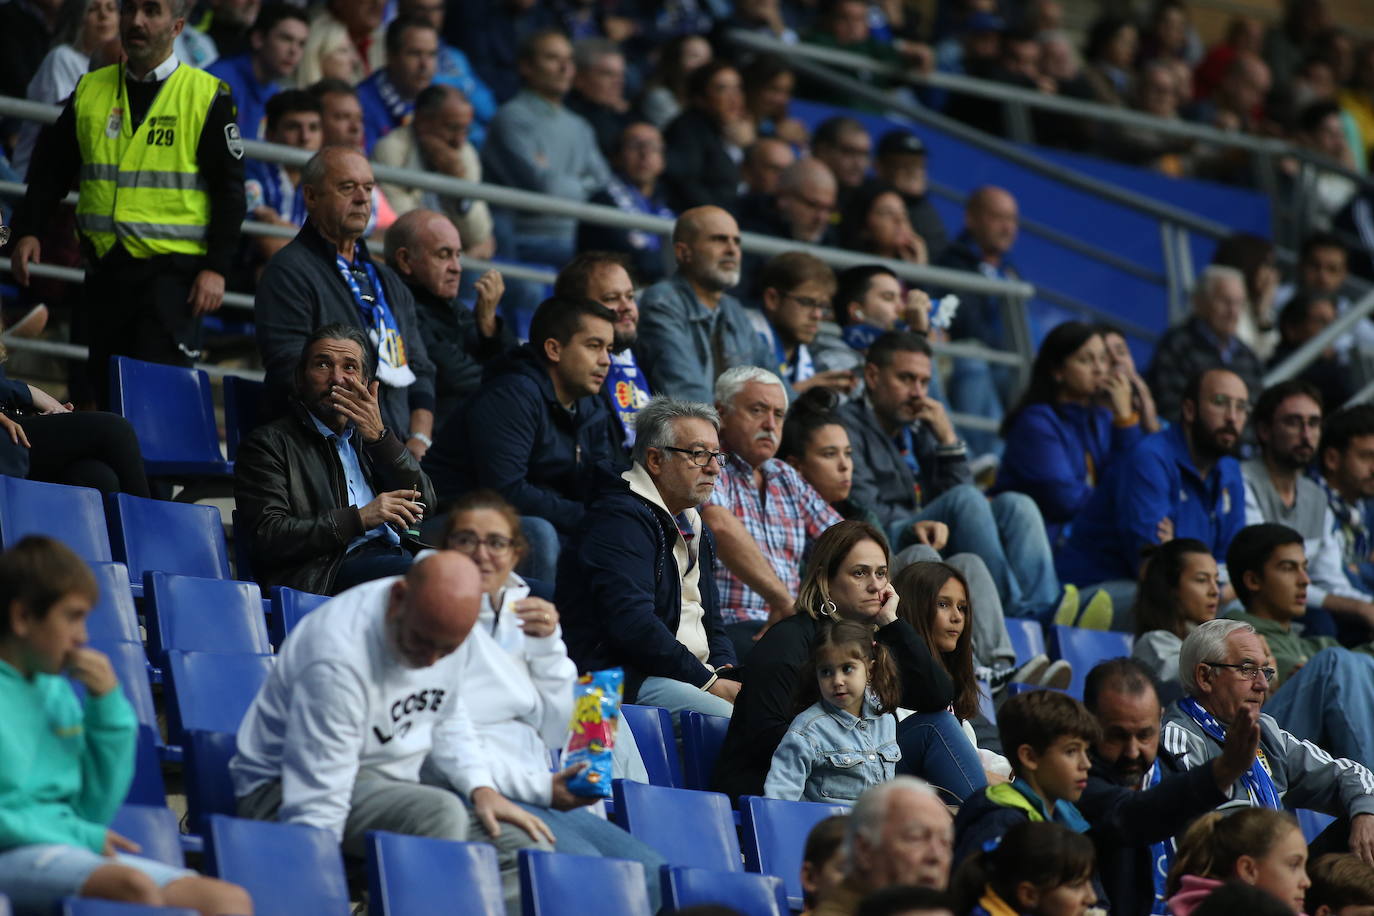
[442,574,577,808]
[229,577,495,842]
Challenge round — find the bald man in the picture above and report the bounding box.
[231,552,553,914]
[637,206,775,402]
[386,209,515,421]
[256,145,437,457]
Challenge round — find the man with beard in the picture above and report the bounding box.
[703,367,842,659]
[1313,406,1374,597]
[554,252,650,452]
[1059,368,1250,594]
[637,207,774,403]
[1079,659,1251,916]
[1243,381,1374,640]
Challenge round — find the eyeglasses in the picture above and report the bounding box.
[662,446,727,468]
[445,531,514,554]
[1204,661,1277,682]
[783,293,829,313]
[1206,393,1252,413]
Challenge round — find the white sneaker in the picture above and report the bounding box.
[1039,660,1073,691]
[1010,654,1051,687]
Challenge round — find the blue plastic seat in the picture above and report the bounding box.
[0,476,112,564]
[165,650,273,743]
[109,356,231,478]
[612,779,741,872]
[230,509,254,584]
[184,730,239,835]
[107,493,231,589]
[62,901,196,916]
[620,704,682,788]
[680,710,730,791]
[86,562,141,645]
[739,796,848,910]
[268,586,330,649]
[144,572,269,667]
[110,805,185,868]
[1297,808,1337,843]
[1005,617,1047,666]
[207,815,350,916]
[518,850,650,916]
[1050,626,1134,699]
[125,725,167,806]
[663,866,789,916]
[82,639,158,735]
[222,375,265,462]
[367,831,504,916]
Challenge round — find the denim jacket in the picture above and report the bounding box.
[764,697,900,804]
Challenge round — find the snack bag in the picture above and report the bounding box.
[563,668,624,798]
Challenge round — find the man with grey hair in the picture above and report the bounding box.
[1162,618,1374,864]
[1146,264,1265,427]
[813,776,954,915]
[704,366,842,657]
[637,206,775,403]
[566,38,632,159]
[557,396,739,718]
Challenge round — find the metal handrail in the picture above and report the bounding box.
[1263,288,1374,387]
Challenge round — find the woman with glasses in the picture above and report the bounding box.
[438,489,666,908]
[712,519,969,802]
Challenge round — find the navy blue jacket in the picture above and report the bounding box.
[556,465,736,703]
[423,344,616,533]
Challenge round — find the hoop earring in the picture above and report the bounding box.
[821,600,838,618]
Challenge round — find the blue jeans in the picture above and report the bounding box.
[333,541,414,594]
[1266,647,1374,769]
[896,710,987,804]
[634,675,735,725]
[517,516,559,586]
[895,485,1060,621]
[512,802,665,912]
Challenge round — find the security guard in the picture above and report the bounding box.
[11,0,245,407]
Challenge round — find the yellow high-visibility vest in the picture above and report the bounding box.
[73,63,225,259]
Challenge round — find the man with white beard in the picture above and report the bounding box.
[637,207,774,403]
[703,367,843,658]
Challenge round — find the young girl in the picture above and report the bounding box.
[764,619,902,804]
[950,820,1099,916]
[1166,808,1311,916]
[1132,538,1220,689]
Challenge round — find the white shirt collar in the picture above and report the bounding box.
[127,53,180,84]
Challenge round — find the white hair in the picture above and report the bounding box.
[1179,618,1255,697]
[714,365,789,411]
[630,396,719,468]
[844,776,941,868]
[1195,264,1246,308]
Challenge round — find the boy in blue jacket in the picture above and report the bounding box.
[0,536,251,915]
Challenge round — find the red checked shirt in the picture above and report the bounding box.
[709,453,843,624]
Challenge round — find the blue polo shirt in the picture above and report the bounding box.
[307,413,399,551]
[1057,424,1245,585]
[206,53,279,141]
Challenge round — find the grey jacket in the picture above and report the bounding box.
[1161,702,1374,819]
[836,397,971,529]
[636,275,774,404]
[764,698,900,805]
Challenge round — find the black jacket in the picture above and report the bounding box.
[557,464,736,702]
[662,107,739,213]
[233,400,436,596]
[404,280,516,424]
[712,611,954,801]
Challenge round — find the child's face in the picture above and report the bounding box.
[817,644,867,716]
[1022,876,1097,916]
[1242,826,1310,914]
[931,577,967,654]
[800,845,847,905]
[13,593,93,676]
[1021,735,1091,804]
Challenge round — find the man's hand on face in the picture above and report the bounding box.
[912,396,957,445]
[331,376,386,443]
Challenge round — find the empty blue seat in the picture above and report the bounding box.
[107,493,231,587]
[230,509,254,584]
[165,650,273,743]
[62,901,196,916]
[207,815,350,916]
[1050,626,1134,700]
[0,476,112,564]
[144,572,269,666]
[663,866,789,916]
[86,562,141,645]
[109,356,231,479]
[1005,617,1047,666]
[518,850,650,916]
[125,725,166,806]
[268,586,329,649]
[367,831,503,916]
[184,730,239,835]
[110,805,185,868]
[222,375,265,463]
[612,779,741,872]
[620,705,681,788]
[680,710,730,791]
[739,796,848,910]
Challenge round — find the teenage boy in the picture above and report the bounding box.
[1305,853,1374,916]
[0,536,252,916]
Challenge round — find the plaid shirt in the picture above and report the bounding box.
[709,453,842,624]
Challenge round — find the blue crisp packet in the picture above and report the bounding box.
[564,668,624,798]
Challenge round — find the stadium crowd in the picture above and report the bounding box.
[3,0,1374,913]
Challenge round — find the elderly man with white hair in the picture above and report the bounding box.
[813,776,955,916]
[1145,264,1265,428]
[702,366,844,657]
[1161,618,1374,864]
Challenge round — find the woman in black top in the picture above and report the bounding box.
[713,520,959,801]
